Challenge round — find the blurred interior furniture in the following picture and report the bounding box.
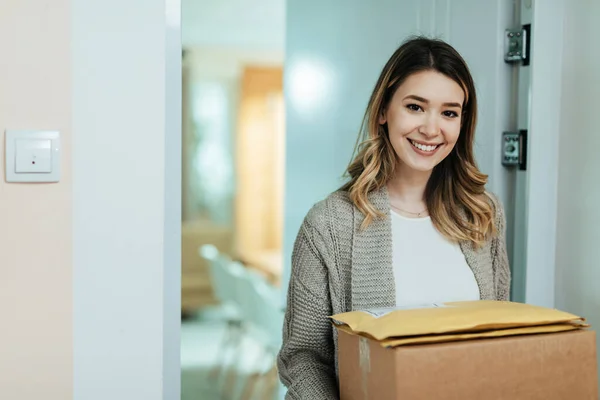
[200,244,245,399]
[181,220,234,314]
[200,244,284,400]
[238,250,283,287]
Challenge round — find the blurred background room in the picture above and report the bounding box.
[180,1,285,399]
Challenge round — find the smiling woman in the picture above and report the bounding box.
[277,36,510,399]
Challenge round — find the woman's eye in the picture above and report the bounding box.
[406,104,422,112]
[443,110,459,118]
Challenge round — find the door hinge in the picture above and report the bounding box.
[504,24,530,65]
[502,130,527,171]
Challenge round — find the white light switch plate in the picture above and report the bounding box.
[5,130,61,183]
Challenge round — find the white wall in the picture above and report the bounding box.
[0,1,72,398]
[72,0,181,399]
[554,0,600,385]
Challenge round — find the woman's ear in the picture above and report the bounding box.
[378,109,387,125]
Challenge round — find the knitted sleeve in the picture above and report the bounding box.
[490,193,511,301]
[277,216,339,400]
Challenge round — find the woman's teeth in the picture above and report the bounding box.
[409,139,439,152]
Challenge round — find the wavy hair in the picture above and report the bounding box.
[341,36,496,247]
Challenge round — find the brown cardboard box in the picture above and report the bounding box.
[335,302,599,400]
[337,327,598,399]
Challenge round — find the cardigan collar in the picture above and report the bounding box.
[350,186,494,311]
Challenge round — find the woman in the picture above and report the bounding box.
[277,36,511,399]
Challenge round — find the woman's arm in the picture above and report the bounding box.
[490,193,511,301]
[277,217,339,399]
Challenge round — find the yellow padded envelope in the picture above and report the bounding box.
[330,300,586,342]
[335,323,588,348]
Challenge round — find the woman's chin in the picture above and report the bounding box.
[399,155,441,174]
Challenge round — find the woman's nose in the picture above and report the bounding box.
[419,114,440,137]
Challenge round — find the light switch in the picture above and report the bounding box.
[15,139,53,173]
[5,130,61,183]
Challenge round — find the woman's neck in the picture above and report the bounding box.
[387,165,432,208]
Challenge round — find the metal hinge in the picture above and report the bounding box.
[502,130,527,170]
[504,24,531,65]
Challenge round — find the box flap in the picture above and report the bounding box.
[330,300,585,341]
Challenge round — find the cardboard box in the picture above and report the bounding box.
[333,301,598,400]
[337,328,598,400]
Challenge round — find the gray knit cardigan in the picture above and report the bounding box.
[276,186,511,399]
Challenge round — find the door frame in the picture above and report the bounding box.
[72,0,182,399]
[164,0,183,398]
[517,0,565,308]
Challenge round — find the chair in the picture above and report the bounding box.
[235,270,284,400]
[215,263,273,400]
[200,245,285,400]
[253,279,284,400]
[199,245,246,398]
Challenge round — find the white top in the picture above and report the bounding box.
[391,210,480,307]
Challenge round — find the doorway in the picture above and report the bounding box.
[179,1,286,399]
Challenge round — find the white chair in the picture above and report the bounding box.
[199,245,247,398]
[254,280,284,400]
[218,263,272,400]
[200,245,285,400]
[200,244,246,318]
[235,270,284,400]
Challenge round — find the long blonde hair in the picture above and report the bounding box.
[341,36,496,247]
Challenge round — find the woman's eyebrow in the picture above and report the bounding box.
[403,94,462,108]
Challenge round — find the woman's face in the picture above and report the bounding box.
[379,70,465,174]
